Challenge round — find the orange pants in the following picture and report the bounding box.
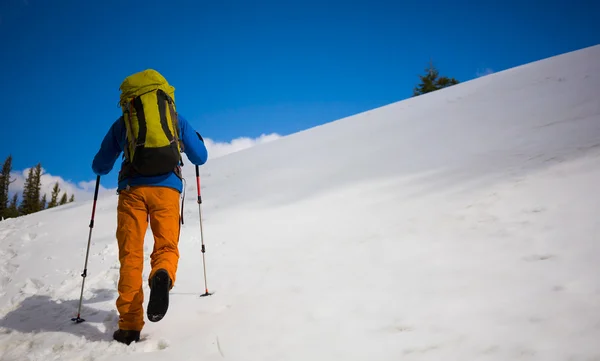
[115,186,181,331]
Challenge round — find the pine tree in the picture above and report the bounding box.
[69,194,75,203]
[60,192,68,205]
[412,60,459,97]
[48,182,60,208]
[18,163,43,215]
[19,167,34,216]
[5,193,19,219]
[0,155,13,220]
[33,164,43,212]
[40,194,47,210]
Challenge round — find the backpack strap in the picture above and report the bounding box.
[132,96,148,147]
[156,89,176,145]
[123,100,137,163]
[158,89,185,166]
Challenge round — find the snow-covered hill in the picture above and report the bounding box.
[1,44,599,361]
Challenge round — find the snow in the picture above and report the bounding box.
[1,44,600,360]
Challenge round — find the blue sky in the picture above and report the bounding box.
[1,0,599,193]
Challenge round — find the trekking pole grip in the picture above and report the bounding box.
[196,165,202,204]
[90,175,100,228]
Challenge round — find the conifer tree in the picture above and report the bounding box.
[33,164,43,212]
[19,167,34,216]
[413,60,459,97]
[48,182,60,208]
[19,163,43,215]
[5,194,19,219]
[69,194,75,203]
[0,155,13,220]
[40,193,47,210]
[60,192,68,205]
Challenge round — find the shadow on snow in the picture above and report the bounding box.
[0,288,118,342]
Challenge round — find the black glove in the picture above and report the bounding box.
[196,131,204,142]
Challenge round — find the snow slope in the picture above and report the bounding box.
[1,44,600,361]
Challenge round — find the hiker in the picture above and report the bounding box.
[91,69,208,345]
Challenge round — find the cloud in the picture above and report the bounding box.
[179,132,282,184]
[476,68,495,77]
[6,133,282,205]
[202,133,281,159]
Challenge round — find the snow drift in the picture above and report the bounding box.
[1,44,599,361]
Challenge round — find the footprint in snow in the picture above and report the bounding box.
[0,228,16,240]
[20,278,46,295]
[403,345,440,355]
[387,325,414,333]
[523,206,546,214]
[129,336,170,352]
[0,262,19,287]
[21,233,38,242]
[378,322,415,334]
[523,254,555,262]
[0,248,18,260]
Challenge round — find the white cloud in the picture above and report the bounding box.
[203,133,281,159]
[476,68,495,77]
[6,133,282,205]
[179,133,282,185]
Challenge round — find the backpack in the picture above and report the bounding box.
[118,69,183,179]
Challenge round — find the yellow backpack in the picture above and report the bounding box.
[118,69,183,178]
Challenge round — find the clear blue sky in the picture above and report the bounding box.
[1,0,599,189]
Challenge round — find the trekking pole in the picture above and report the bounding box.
[72,175,101,323]
[196,165,213,297]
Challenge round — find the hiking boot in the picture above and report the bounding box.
[147,268,172,322]
[113,329,140,345]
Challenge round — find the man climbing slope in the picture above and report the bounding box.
[91,69,208,345]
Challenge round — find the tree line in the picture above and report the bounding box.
[0,155,74,220]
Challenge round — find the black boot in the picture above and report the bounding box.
[113,329,140,345]
[147,268,172,322]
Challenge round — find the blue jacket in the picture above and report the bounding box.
[92,114,208,193]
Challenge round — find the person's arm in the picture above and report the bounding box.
[92,117,126,176]
[179,115,208,166]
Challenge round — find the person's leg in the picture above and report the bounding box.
[144,186,181,321]
[114,187,148,338]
